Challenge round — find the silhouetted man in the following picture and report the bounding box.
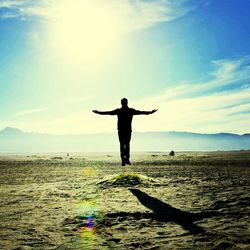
[93,98,157,166]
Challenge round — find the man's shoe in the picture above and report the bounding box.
[122,159,126,166]
[125,159,131,165]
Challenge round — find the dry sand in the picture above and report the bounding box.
[0,151,250,249]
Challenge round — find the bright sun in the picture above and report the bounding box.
[47,0,124,67]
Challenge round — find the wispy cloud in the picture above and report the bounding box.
[0,1,24,8]
[113,0,201,31]
[0,0,30,19]
[149,56,250,103]
[0,0,205,30]
[133,57,250,133]
[14,108,46,116]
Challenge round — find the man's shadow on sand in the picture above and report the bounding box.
[127,188,219,235]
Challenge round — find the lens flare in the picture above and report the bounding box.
[83,167,96,177]
[46,0,124,68]
[78,201,102,249]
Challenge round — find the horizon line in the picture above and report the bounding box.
[0,126,249,136]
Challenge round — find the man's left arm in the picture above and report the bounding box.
[133,109,158,115]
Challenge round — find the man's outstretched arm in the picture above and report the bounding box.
[92,109,117,115]
[134,109,158,115]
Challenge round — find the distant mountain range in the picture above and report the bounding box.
[0,127,249,153]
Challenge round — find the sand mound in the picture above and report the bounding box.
[97,173,159,187]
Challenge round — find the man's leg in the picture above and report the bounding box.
[125,132,132,164]
[118,132,126,166]
[120,143,126,165]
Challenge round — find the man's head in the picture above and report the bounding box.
[121,98,128,107]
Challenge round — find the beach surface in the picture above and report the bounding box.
[0,151,250,249]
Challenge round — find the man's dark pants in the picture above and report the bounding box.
[118,130,131,161]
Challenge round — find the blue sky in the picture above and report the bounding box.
[0,0,250,134]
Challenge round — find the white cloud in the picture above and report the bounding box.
[14,108,46,116]
[0,0,203,31]
[131,57,250,134]
[145,57,250,104]
[0,1,23,8]
[0,0,30,19]
[211,59,243,80]
[114,0,197,31]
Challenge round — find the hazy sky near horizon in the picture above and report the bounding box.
[0,0,250,134]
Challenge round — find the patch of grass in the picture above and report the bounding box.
[113,173,142,185]
[98,173,158,187]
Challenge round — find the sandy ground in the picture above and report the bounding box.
[0,151,250,249]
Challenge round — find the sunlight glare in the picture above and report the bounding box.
[47,0,124,67]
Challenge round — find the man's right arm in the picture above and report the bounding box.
[92,109,118,115]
